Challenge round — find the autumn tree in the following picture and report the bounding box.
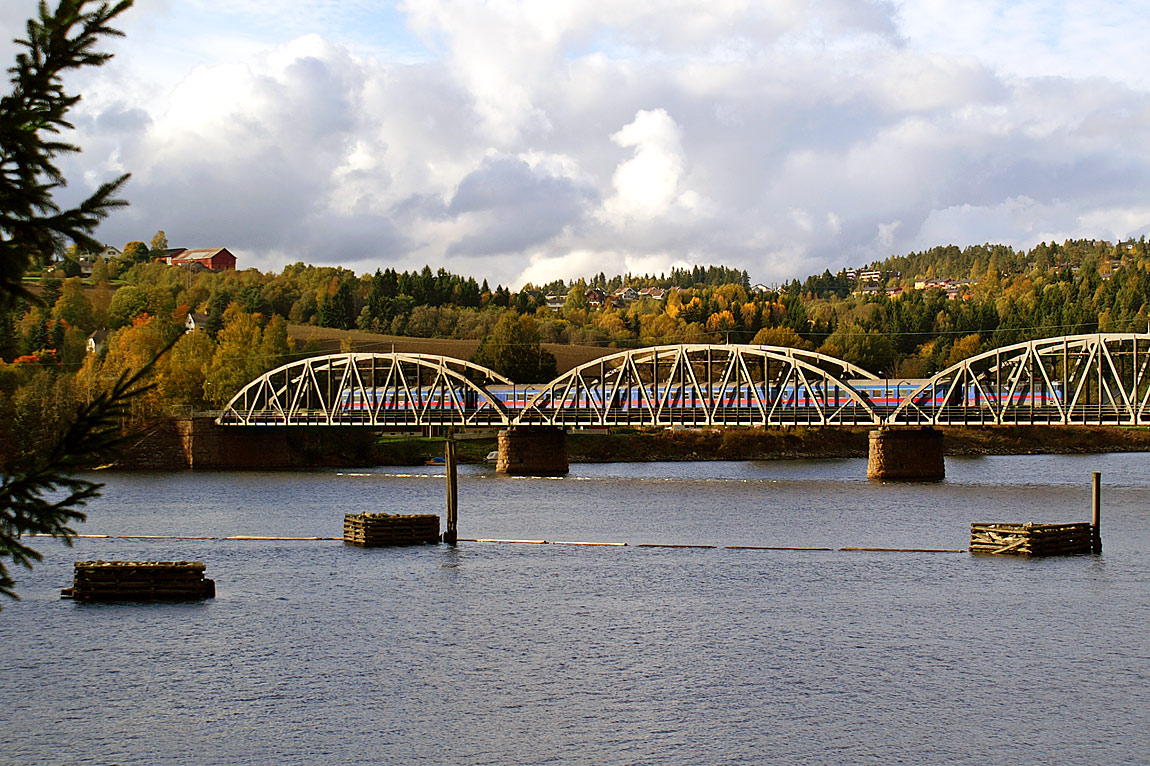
[149,229,168,252]
[157,330,216,410]
[120,240,149,265]
[945,333,982,368]
[750,326,814,350]
[204,304,264,406]
[317,278,356,329]
[98,315,170,420]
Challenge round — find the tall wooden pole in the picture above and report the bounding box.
[444,438,458,544]
[1091,471,1102,554]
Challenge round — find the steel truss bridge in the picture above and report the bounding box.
[217,333,1150,429]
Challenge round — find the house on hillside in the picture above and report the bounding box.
[613,286,639,304]
[79,245,121,276]
[185,313,209,333]
[86,329,109,355]
[165,248,237,271]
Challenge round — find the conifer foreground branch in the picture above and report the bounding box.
[0,0,135,605]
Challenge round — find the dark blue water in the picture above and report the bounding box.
[2,454,1149,764]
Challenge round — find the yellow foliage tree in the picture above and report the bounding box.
[158,331,217,411]
[946,333,982,367]
[750,326,814,350]
[739,302,758,329]
[99,316,167,420]
[204,304,264,406]
[705,310,736,335]
[640,312,685,344]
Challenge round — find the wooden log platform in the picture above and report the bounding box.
[970,522,1095,556]
[61,561,215,601]
[343,513,440,547]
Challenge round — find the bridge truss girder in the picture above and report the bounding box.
[887,333,1150,426]
[217,352,513,427]
[513,344,882,428]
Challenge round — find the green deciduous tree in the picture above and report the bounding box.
[106,283,147,327]
[52,276,95,330]
[818,323,898,375]
[471,312,557,383]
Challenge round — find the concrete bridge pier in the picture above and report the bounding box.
[867,427,945,481]
[497,426,569,476]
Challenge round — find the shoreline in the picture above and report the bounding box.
[105,421,1150,470]
[387,425,1150,467]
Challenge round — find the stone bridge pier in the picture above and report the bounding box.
[496,426,569,476]
[867,427,945,481]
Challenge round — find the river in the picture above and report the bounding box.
[2,454,1149,764]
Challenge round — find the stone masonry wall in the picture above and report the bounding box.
[497,426,569,476]
[867,428,945,481]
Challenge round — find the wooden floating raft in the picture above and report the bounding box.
[970,522,1096,556]
[343,513,440,547]
[61,561,215,601]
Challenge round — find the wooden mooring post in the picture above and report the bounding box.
[1092,471,1102,554]
[443,438,458,545]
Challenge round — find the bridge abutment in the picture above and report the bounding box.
[178,416,294,469]
[867,427,945,481]
[497,426,569,476]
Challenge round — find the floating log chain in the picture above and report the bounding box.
[61,561,215,602]
[343,513,440,547]
[970,523,1095,556]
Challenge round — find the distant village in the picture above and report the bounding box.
[844,268,978,301]
[539,270,979,311]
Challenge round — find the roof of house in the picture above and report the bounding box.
[170,248,233,262]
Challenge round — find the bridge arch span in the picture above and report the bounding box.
[886,332,1150,426]
[217,352,513,427]
[514,344,883,428]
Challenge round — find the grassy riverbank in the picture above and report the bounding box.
[371,425,1150,466]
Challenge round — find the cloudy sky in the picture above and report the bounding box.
[4,0,1149,288]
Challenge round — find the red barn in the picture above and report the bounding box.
[166,248,237,271]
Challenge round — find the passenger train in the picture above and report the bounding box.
[338,378,1064,413]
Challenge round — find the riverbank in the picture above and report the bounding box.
[108,419,1150,469]
[374,425,1150,466]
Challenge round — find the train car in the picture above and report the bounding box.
[339,378,1064,415]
